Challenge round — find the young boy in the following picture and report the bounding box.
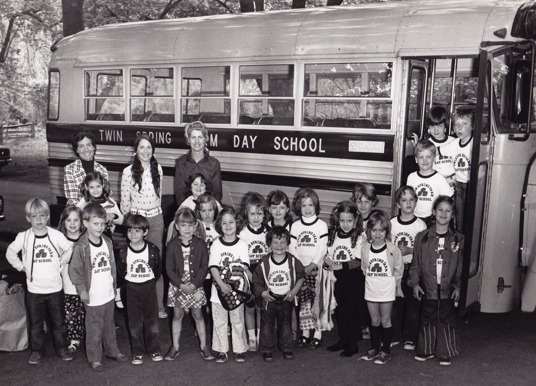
[389,186,427,350]
[6,198,74,365]
[69,203,126,372]
[407,140,454,223]
[426,106,456,182]
[117,214,162,365]
[253,226,305,362]
[438,108,474,231]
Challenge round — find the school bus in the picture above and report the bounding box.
[47,0,536,313]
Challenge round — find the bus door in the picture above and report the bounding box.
[462,42,535,313]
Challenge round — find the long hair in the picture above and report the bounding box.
[57,206,86,236]
[292,187,320,217]
[365,210,391,243]
[421,195,457,245]
[351,182,378,206]
[195,193,220,224]
[327,200,362,248]
[131,134,160,196]
[239,191,269,231]
[266,189,293,224]
[81,171,111,201]
[215,207,242,236]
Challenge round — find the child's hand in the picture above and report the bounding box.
[331,263,343,271]
[451,288,460,302]
[410,133,419,147]
[413,285,424,301]
[262,290,275,302]
[188,283,196,291]
[106,213,115,224]
[219,282,232,294]
[180,283,194,294]
[284,290,296,302]
[80,290,89,304]
[399,245,412,255]
[323,258,333,270]
[305,263,317,276]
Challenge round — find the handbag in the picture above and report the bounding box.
[215,264,251,311]
[0,284,29,351]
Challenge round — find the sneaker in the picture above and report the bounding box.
[89,361,103,372]
[359,348,380,361]
[151,353,163,362]
[59,347,74,362]
[200,347,215,361]
[106,353,127,362]
[283,351,294,360]
[439,357,451,366]
[215,352,228,364]
[131,356,143,365]
[403,341,416,351]
[68,340,80,354]
[390,341,400,348]
[158,310,168,319]
[309,338,322,350]
[248,339,258,352]
[233,352,246,363]
[414,353,435,362]
[262,352,274,362]
[28,351,42,365]
[374,351,391,365]
[164,347,180,361]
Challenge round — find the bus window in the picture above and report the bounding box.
[303,62,392,129]
[130,68,174,122]
[239,64,294,126]
[181,66,231,124]
[48,70,60,121]
[84,69,124,121]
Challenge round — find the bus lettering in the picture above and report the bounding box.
[209,134,218,148]
[233,135,258,149]
[99,129,123,143]
[135,130,172,145]
[274,136,325,154]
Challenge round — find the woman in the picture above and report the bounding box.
[121,134,166,318]
[64,131,109,206]
[174,121,222,206]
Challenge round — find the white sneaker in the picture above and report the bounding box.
[158,311,168,319]
[248,339,258,352]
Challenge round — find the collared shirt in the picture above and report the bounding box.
[64,159,110,206]
[174,151,222,205]
[120,164,163,217]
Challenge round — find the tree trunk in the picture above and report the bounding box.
[292,0,307,8]
[240,0,264,12]
[62,0,85,37]
[327,0,344,6]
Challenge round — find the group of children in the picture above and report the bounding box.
[5,105,469,370]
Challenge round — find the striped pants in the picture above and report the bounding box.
[416,297,458,358]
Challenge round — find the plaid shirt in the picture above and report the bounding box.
[64,159,110,206]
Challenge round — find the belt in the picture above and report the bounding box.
[131,207,162,217]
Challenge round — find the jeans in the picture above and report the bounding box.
[26,290,68,354]
[146,214,165,311]
[126,280,160,356]
[259,300,294,353]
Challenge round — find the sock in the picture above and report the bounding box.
[313,329,322,340]
[302,329,311,338]
[248,329,255,341]
[370,325,381,352]
[381,326,393,354]
[256,329,260,341]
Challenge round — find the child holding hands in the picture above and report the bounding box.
[408,196,463,366]
[253,226,305,362]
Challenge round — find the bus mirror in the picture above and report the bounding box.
[508,60,532,124]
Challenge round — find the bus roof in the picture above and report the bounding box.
[52,0,527,65]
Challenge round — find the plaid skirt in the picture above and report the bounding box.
[167,283,207,309]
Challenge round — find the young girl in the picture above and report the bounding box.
[408,196,462,366]
[351,182,378,231]
[77,171,124,236]
[324,200,364,357]
[359,210,403,365]
[239,192,270,352]
[290,187,329,349]
[209,207,250,363]
[180,173,222,212]
[58,206,86,354]
[165,208,213,361]
[266,190,293,230]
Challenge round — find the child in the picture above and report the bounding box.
[323,200,364,358]
[290,187,329,349]
[69,203,127,371]
[252,226,305,362]
[6,198,74,365]
[438,108,474,231]
[359,210,403,365]
[239,192,270,352]
[117,214,163,365]
[180,173,223,212]
[209,207,250,363]
[266,190,293,230]
[408,196,463,366]
[165,208,212,362]
[351,182,378,230]
[407,140,454,224]
[58,206,86,354]
[425,106,456,181]
[77,171,124,236]
[389,186,427,350]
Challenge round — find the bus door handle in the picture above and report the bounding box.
[497,277,512,293]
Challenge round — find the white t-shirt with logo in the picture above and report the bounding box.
[125,243,155,283]
[438,136,473,183]
[407,171,454,218]
[267,255,293,296]
[364,244,396,302]
[88,239,115,306]
[390,216,427,264]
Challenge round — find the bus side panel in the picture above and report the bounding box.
[479,135,536,312]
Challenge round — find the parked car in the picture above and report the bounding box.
[0,147,12,171]
[0,194,5,221]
